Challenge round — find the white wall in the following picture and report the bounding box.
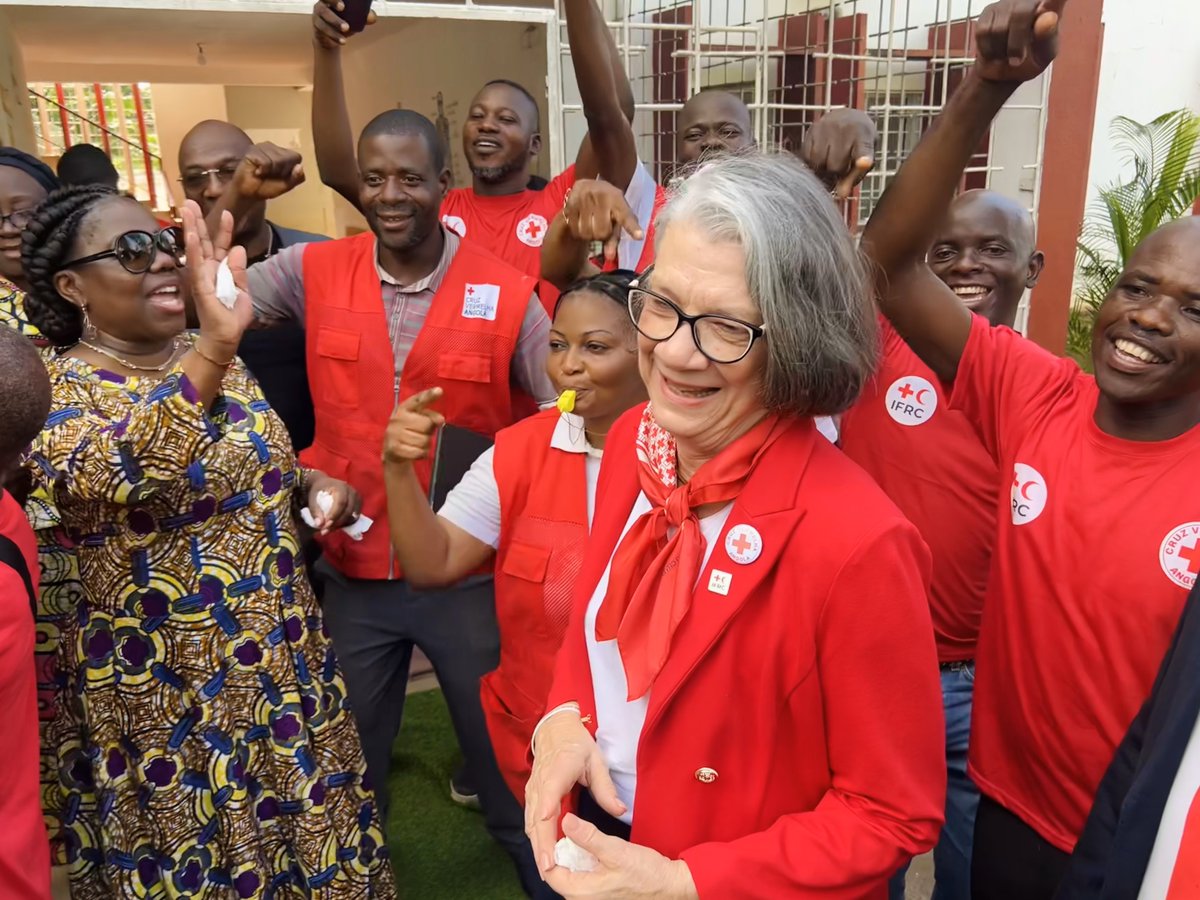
[1085,0,1200,209]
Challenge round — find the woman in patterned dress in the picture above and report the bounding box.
[21,185,396,898]
[0,147,59,343]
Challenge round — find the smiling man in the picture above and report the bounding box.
[860,1,1200,896]
[840,187,1043,900]
[234,107,558,898]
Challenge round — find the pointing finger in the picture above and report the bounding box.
[405,387,443,413]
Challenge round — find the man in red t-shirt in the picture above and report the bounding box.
[840,188,1044,900]
[0,326,52,900]
[311,0,638,311]
[863,1,1200,898]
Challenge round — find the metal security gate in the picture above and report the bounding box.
[554,0,1050,237]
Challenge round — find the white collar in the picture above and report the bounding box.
[550,412,604,459]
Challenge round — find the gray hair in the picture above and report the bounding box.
[654,151,876,417]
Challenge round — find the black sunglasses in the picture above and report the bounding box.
[59,226,184,275]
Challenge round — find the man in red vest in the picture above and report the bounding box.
[310,0,642,310]
[225,108,557,896]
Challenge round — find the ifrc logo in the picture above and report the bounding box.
[1159,522,1200,589]
[442,214,467,237]
[884,375,938,426]
[1010,463,1047,525]
[516,213,549,248]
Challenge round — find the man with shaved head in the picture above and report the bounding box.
[840,188,1044,900]
[179,120,329,452]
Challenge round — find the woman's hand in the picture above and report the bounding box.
[383,388,444,465]
[305,472,362,533]
[181,199,252,361]
[545,814,698,900]
[525,712,626,873]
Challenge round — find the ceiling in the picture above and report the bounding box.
[7,5,414,85]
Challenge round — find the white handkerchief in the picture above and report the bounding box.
[554,837,598,873]
[215,258,238,310]
[300,489,374,541]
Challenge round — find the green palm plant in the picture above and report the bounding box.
[1067,109,1200,370]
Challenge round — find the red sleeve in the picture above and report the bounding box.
[542,166,578,214]
[680,521,946,898]
[949,313,1082,463]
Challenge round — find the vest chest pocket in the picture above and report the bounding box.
[315,326,361,408]
[437,352,492,384]
[500,540,551,583]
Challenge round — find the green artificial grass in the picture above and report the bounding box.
[385,689,525,900]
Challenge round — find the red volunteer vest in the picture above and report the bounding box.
[299,231,537,579]
[486,409,589,800]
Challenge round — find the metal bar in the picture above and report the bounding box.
[28,87,162,160]
[114,84,136,191]
[93,84,112,155]
[131,85,158,209]
[35,92,54,157]
[54,83,71,150]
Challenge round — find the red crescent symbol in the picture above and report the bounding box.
[1021,480,1037,501]
[915,388,930,404]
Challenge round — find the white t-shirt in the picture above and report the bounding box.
[583,497,732,824]
[1138,709,1200,899]
[438,412,602,545]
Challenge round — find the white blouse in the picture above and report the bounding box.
[437,412,602,545]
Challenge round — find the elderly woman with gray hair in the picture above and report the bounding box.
[523,152,946,899]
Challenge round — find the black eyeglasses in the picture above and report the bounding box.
[178,165,240,193]
[58,226,185,275]
[628,270,766,364]
[0,209,35,231]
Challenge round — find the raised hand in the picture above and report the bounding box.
[313,0,377,49]
[181,200,252,359]
[383,388,445,464]
[974,0,1066,84]
[562,180,644,264]
[802,108,877,200]
[230,142,306,202]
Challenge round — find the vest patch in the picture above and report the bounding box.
[463,283,501,321]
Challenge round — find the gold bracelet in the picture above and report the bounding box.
[192,342,235,370]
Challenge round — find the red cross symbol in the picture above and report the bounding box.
[731,532,754,556]
[897,383,915,400]
[466,286,475,297]
[1179,539,1200,575]
[525,220,543,239]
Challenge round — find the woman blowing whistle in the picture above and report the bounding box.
[382,269,647,805]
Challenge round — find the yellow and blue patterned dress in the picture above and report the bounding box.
[0,277,47,344]
[26,347,395,899]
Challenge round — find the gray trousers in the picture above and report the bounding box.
[317,562,543,894]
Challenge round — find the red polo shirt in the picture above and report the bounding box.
[0,488,50,898]
[954,314,1200,852]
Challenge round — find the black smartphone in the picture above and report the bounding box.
[340,0,373,34]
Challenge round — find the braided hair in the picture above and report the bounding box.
[20,184,118,346]
[553,269,638,320]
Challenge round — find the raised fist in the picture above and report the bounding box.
[974,0,1066,84]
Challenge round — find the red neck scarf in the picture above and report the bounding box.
[595,404,786,700]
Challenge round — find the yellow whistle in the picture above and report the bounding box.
[557,390,576,413]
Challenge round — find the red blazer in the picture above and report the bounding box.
[545,407,946,898]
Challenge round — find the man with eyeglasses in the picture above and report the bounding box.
[177,120,329,453]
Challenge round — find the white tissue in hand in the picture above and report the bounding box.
[215,257,238,310]
[316,490,334,516]
[300,489,374,541]
[554,837,598,873]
